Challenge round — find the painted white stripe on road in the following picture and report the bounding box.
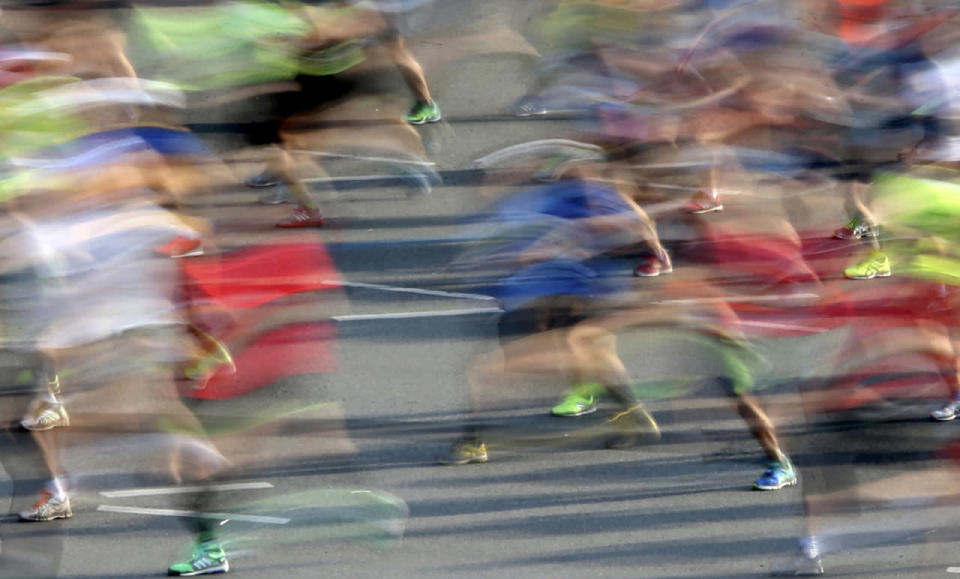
[333,307,502,322]
[328,279,497,302]
[100,482,273,498]
[331,293,820,323]
[97,505,290,525]
[658,293,820,305]
[637,182,700,191]
[947,567,960,573]
[736,320,824,333]
[304,174,411,185]
[629,161,716,169]
[289,150,436,167]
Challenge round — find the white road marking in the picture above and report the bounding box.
[97,505,290,525]
[629,161,716,169]
[736,320,825,333]
[946,567,960,573]
[658,293,820,305]
[303,174,419,185]
[100,482,273,498]
[328,279,497,302]
[333,307,502,322]
[637,182,700,191]
[288,150,436,167]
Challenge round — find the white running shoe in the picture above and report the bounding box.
[931,400,960,421]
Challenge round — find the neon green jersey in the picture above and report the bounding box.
[136,1,366,91]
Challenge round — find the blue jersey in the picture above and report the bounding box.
[476,180,635,311]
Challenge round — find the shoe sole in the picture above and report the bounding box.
[170,248,204,259]
[551,405,598,417]
[932,413,957,421]
[168,561,229,576]
[19,511,72,521]
[634,268,673,278]
[513,108,548,117]
[845,271,892,280]
[753,477,798,491]
[687,204,724,214]
[20,421,68,431]
[246,179,280,188]
[408,116,442,125]
[437,455,488,466]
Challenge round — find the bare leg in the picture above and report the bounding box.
[388,34,433,105]
[735,392,786,462]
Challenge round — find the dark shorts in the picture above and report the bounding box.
[242,72,360,146]
[497,295,590,347]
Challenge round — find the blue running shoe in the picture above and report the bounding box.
[753,459,797,491]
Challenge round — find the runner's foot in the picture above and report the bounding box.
[168,540,229,576]
[276,206,324,228]
[406,101,441,124]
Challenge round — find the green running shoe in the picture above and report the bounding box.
[406,101,441,124]
[551,391,598,417]
[844,252,891,280]
[168,541,229,576]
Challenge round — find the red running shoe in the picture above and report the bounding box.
[634,254,673,277]
[684,191,723,214]
[154,236,203,258]
[276,206,324,228]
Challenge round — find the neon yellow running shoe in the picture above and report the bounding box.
[437,437,488,465]
[844,252,891,280]
[551,391,598,417]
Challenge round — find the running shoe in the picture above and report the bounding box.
[833,217,877,240]
[167,541,229,576]
[406,101,441,124]
[18,490,72,522]
[155,236,203,259]
[604,404,661,449]
[634,254,673,277]
[20,401,69,431]
[511,96,549,117]
[244,171,279,188]
[753,459,797,491]
[259,186,292,205]
[684,191,723,214]
[931,400,960,421]
[843,252,891,280]
[551,391,598,417]
[276,206,324,228]
[183,338,236,384]
[437,437,488,465]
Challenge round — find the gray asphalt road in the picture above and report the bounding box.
[2,3,960,578]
